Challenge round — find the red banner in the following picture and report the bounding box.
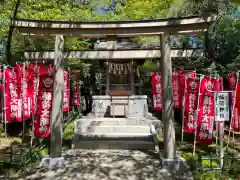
[72,73,81,106]
[227,71,237,90]
[183,78,200,133]
[33,67,53,138]
[196,77,220,144]
[75,85,81,106]
[231,83,240,132]
[172,68,183,108]
[218,77,224,91]
[28,63,45,114]
[0,67,3,112]
[180,71,195,108]
[63,70,70,112]
[152,73,162,111]
[227,71,238,131]
[228,72,237,108]
[16,64,31,120]
[5,67,22,122]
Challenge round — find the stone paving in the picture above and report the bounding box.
[19,150,193,180]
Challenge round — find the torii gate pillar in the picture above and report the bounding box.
[40,35,65,168]
[160,33,177,162]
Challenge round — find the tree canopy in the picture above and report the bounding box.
[0,0,239,76]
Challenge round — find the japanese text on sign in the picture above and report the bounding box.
[215,92,229,121]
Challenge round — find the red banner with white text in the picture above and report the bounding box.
[28,63,46,114]
[196,77,220,144]
[152,73,162,111]
[5,67,22,122]
[75,86,81,106]
[72,73,81,106]
[63,70,70,112]
[172,68,183,108]
[183,78,200,133]
[16,64,31,120]
[33,67,54,138]
[179,71,196,108]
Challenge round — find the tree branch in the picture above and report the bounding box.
[6,0,21,64]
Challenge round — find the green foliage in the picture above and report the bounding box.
[0,128,4,137]
[18,0,93,20]
[231,0,240,6]
[208,16,240,74]
[0,0,239,76]
[10,147,48,178]
[22,147,48,163]
[115,0,175,20]
[63,121,75,141]
[157,133,163,142]
[181,151,220,179]
[180,150,240,180]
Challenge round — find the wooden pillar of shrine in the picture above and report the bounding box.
[50,35,64,158]
[160,33,176,159]
[106,36,117,95]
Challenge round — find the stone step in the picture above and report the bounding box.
[74,140,155,150]
[74,133,153,141]
[75,132,152,138]
[76,117,160,127]
[76,125,151,134]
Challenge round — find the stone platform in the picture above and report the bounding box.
[73,94,161,150]
[73,117,161,150]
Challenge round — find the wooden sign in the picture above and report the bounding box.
[214,92,230,121]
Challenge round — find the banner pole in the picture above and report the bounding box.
[3,65,7,137]
[216,120,218,156]
[193,75,203,156]
[219,120,224,168]
[21,63,26,138]
[214,91,229,168]
[193,111,197,156]
[181,74,187,144]
[227,71,239,149]
[31,62,37,146]
[0,65,3,130]
[67,68,70,120]
[214,92,219,156]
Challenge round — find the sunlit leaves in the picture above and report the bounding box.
[115,0,175,20]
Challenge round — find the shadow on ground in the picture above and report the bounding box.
[20,150,193,180]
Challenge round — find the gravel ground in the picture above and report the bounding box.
[19,149,193,180]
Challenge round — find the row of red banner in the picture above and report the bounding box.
[152,68,195,110]
[152,69,240,144]
[2,63,81,138]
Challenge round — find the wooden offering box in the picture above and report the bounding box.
[109,90,133,96]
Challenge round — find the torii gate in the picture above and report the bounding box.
[24,48,203,95]
[13,15,216,167]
